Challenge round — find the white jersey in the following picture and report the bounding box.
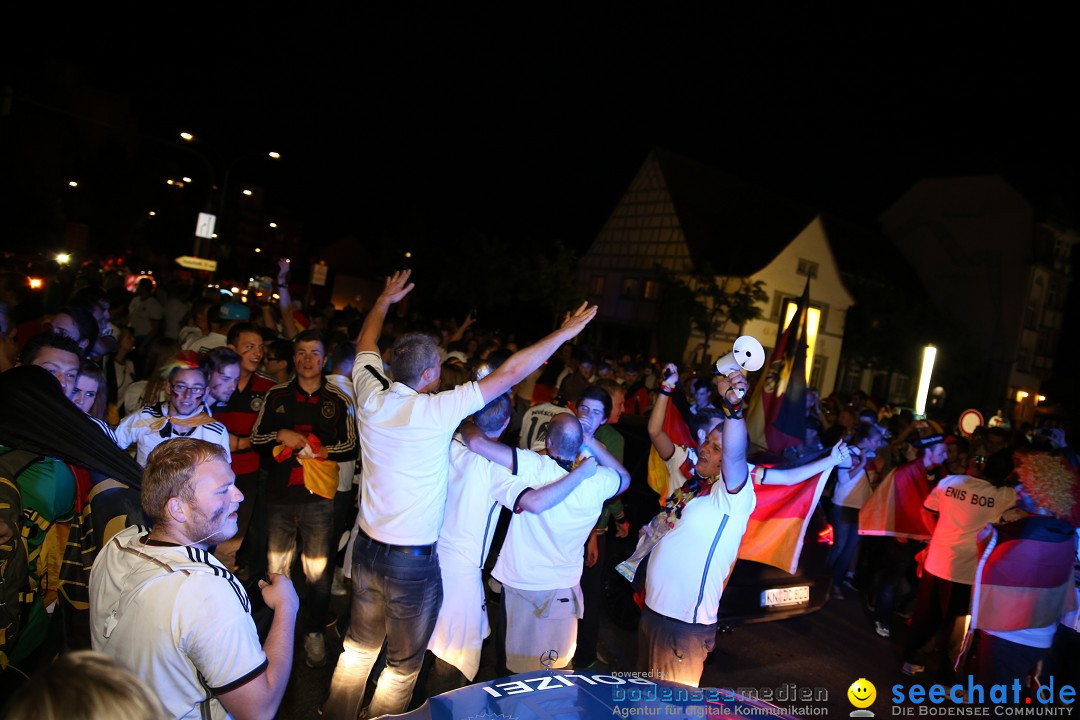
[90,526,266,720]
[517,402,573,452]
[492,449,621,591]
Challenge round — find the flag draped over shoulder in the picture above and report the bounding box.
[737,464,831,574]
[857,460,932,540]
[646,385,696,503]
[746,278,810,453]
[970,515,1077,632]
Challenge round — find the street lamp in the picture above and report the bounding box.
[915,345,937,417]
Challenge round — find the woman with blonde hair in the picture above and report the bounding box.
[3,650,167,720]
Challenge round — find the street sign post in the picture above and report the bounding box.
[195,212,217,239]
[175,256,219,272]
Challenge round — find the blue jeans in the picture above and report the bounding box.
[826,504,861,588]
[266,500,334,634]
[322,533,442,720]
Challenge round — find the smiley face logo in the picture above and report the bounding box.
[847,678,876,709]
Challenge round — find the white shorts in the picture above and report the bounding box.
[503,583,583,673]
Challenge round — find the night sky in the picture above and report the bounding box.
[7,6,1077,256]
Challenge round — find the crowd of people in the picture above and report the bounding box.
[0,259,1078,718]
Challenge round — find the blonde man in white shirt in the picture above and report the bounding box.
[323,270,596,720]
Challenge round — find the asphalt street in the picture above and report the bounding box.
[278,577,917,718]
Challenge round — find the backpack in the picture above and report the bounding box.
[0,449,49,670]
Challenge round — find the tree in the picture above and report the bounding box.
[657,263,767,370]
[512,240,584,330]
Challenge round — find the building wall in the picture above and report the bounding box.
[738,217,854,397]
[880,176,1035,414]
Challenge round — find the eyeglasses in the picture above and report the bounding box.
[172,384,206,397]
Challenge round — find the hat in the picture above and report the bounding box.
[445,351,469,365]
[219,301,251,321]
[1014,451,1080,526]
[913,433,945,449]
[160,350,202,380]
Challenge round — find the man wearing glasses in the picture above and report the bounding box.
[115,351,232,467]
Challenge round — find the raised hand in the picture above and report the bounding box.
[559,302,598,337]
[380,269,415,305]
[715,370,748,403]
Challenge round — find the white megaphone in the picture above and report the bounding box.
[713,336,765,398]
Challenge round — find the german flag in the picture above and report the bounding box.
[857,460,933,540]
[737,466,829,573]
[971,515,1077,632]
[646,381,696,503]
[747,278,810,454]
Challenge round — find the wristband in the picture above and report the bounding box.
[719,393,744,419]
[659,383,676,395]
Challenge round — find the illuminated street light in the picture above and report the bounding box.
[29,277,43,289]
[182,176,192,183]
[404,251,412,258]
[242,189,253,197]
[269,222,277,228]
[68,180,78,188]
[255,247,262,253]
[783,303,821,382]
[1037,395,1046,403]
[180,132,194,141]
[915,345,937,417]
[56,253,71,265]
[268,151,281,159]
[148,211,157,216]
[1016,390,1029,402]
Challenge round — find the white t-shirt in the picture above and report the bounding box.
[924,475,1016,584]
[440,438,530,570]
[517,402,573,452]
[428,439,531,679]
[352,350,485,545]
[492,449,621,591]
[833,466,873,509]
[128,295,164,337]
[646,444,757,626]
[90,526,266,720]
[184,331,228,354]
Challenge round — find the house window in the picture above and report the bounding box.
[1047,280,1061,309]
[809,355,827,391]
[797,259,819,279]
[621,277,640,298]
[643,279,660,300]
[589,275,605,296]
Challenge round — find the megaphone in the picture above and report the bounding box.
[713,336,765,397]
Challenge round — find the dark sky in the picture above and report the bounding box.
[7,6,1078,253]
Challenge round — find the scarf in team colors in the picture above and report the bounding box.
[857,459,932,540]
[737,466,828,573]
[970,514,1077,632]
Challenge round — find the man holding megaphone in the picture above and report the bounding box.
[638,355,849,687]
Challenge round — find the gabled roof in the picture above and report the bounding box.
[652,148,818,277]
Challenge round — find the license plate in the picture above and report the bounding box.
[761,585,810,607]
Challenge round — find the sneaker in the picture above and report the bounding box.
[874,621,891,638]
[305,632,327,668]
[901,662,925,676]
[331,567,349,597]
[831,585,846,600]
